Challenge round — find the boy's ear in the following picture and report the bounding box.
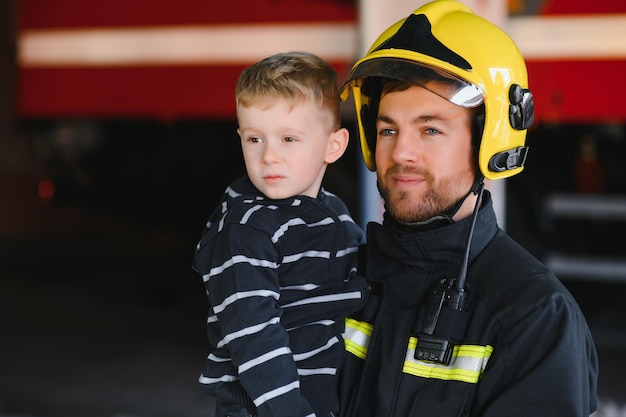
[325,127,349,164]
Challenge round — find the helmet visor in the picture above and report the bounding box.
[343,58,484,108]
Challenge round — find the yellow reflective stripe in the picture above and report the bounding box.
[403,337,493,383]
[344,317,372,359]
[344,319,493,384]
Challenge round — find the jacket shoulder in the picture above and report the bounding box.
[471,230,575,324]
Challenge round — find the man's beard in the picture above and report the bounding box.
[377,165,469,224]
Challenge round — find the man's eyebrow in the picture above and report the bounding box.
[413,114,446,124]
[377,113,448,125]
[377,114,395,124]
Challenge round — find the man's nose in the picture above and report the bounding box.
[391,132,419,164]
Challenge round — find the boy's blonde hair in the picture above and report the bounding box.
[235,51,342,129]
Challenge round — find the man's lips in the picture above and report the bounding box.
[391,174,423,187]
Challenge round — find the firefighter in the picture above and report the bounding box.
[338,1,598,416]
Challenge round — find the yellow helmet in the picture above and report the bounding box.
[341,0,534,180]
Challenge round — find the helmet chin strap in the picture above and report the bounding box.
[470,173,485,194]
[446,173,485,219]
[397,173,485,228]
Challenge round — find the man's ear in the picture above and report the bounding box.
[325,127,350,164]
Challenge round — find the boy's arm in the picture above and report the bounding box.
[206,222,316,417]
[279,271,369,329]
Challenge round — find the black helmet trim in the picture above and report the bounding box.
[346,59,484,109]
[508,84,535,130]
[375,13,472,71]
[488,146,529,172]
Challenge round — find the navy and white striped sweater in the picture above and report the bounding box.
[192,176,368,417]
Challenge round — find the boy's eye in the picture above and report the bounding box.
[249,137,262,143]
[283,136,296,142]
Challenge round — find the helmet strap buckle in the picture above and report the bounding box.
[488,146,529,172]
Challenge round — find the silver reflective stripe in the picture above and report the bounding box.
[344,318,372,359]
[344,318,493,384]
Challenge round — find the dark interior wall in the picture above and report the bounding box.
[0,0,15,170]
[506,122,626,260]
[14,118,362,262]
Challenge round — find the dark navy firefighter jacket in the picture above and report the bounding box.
[338,190,598,417]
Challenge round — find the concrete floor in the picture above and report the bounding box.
[0,211,213,416]
[0,171,213,416]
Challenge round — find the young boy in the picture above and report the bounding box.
[192,51,368,417]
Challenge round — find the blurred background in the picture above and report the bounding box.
[1,0,626,416]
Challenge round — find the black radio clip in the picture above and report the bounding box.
[414,182,485,366]
[415,277,470,365]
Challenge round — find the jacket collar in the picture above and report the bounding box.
[363,190,498,304]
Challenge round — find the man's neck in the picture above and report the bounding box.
[451,191,479,222]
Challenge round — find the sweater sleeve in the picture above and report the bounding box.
[476,291,598,417]
[204,221,316,417]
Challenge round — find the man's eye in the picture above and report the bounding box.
[379,128,395,137]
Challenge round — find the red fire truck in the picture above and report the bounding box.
[14,0,626,281]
